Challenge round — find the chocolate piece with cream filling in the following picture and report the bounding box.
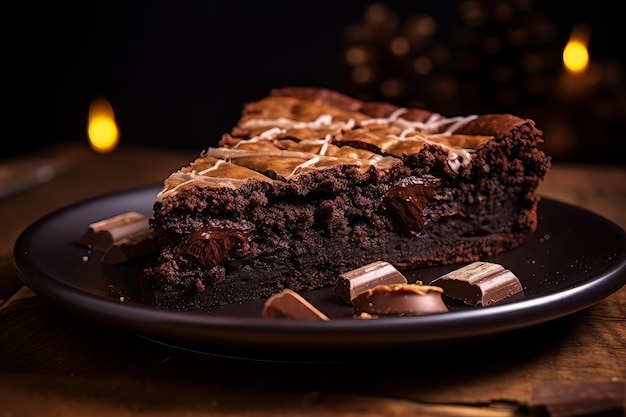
[352,284,449,316]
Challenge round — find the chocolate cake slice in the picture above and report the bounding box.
[140,87,551,310]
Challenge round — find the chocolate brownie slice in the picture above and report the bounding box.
[140,87,551,310]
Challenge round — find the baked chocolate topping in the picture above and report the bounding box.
[156,88,496,201]
[352,283,449,316]
[177,228,251,269]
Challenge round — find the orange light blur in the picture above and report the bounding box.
[563,24,591,75]
[87,97,119,153]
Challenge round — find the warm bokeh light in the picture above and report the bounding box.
[563,24,590,75]
[88,97,119,153]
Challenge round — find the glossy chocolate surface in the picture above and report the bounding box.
[352,284,449,316]
[334,261,408,303]
[431,261,523,306]
[78,211,150,252]
[262,289,329,320]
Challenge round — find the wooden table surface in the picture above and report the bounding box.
[1,143,625,416]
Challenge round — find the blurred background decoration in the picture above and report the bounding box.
[87,97,119,154]
[3,0,625,164]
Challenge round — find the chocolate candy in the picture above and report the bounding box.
[176,228,251,269]
[430,261,523,306]
[383,177,437,235]
[79,211,159,263]
[101,229,159,264]
[352,283,449,316]
[79,211,151,251]
[334,261,408,303]
[262,289,330,320]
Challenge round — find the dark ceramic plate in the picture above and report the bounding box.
[13,185,626,361]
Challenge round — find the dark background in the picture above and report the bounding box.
[3,1,625,163]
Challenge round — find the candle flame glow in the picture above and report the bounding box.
[88,97,119,153]
[563,24,591,75]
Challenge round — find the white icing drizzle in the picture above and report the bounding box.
[211,146,386,163]
[434,114,479,136]
[157,172,237,201]
[205,147,390,178]
[360,107,410,127]
[318,134,332,156]
[240,114,355,143]
[237,110,479,172]
[259,127,283,139]
[236,116,357,146]
[382,127,475,169]
[290,155,321,177]
[160,107,484,199]
[156,159,271,201]
[198,159,225,174]
[362,109,478,138]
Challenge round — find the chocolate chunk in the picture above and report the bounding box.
[177,228,251,268]
[79,211,150,251]
[262,289,330,320]
[529,381,626,417]
[430,261,523,306]
[334,261,408,303]
[352,283,449,316]
[384,178,437,234]
[101,228,159,264]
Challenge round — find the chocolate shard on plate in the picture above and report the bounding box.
[352,283,449,316]
[262,289,330,320]
[101,228,159,264]
[79,211,151,252]
[528,381,626,417]
[430,261,523,306]
[334,260,408,304]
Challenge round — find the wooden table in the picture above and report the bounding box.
[1,143,625,416]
